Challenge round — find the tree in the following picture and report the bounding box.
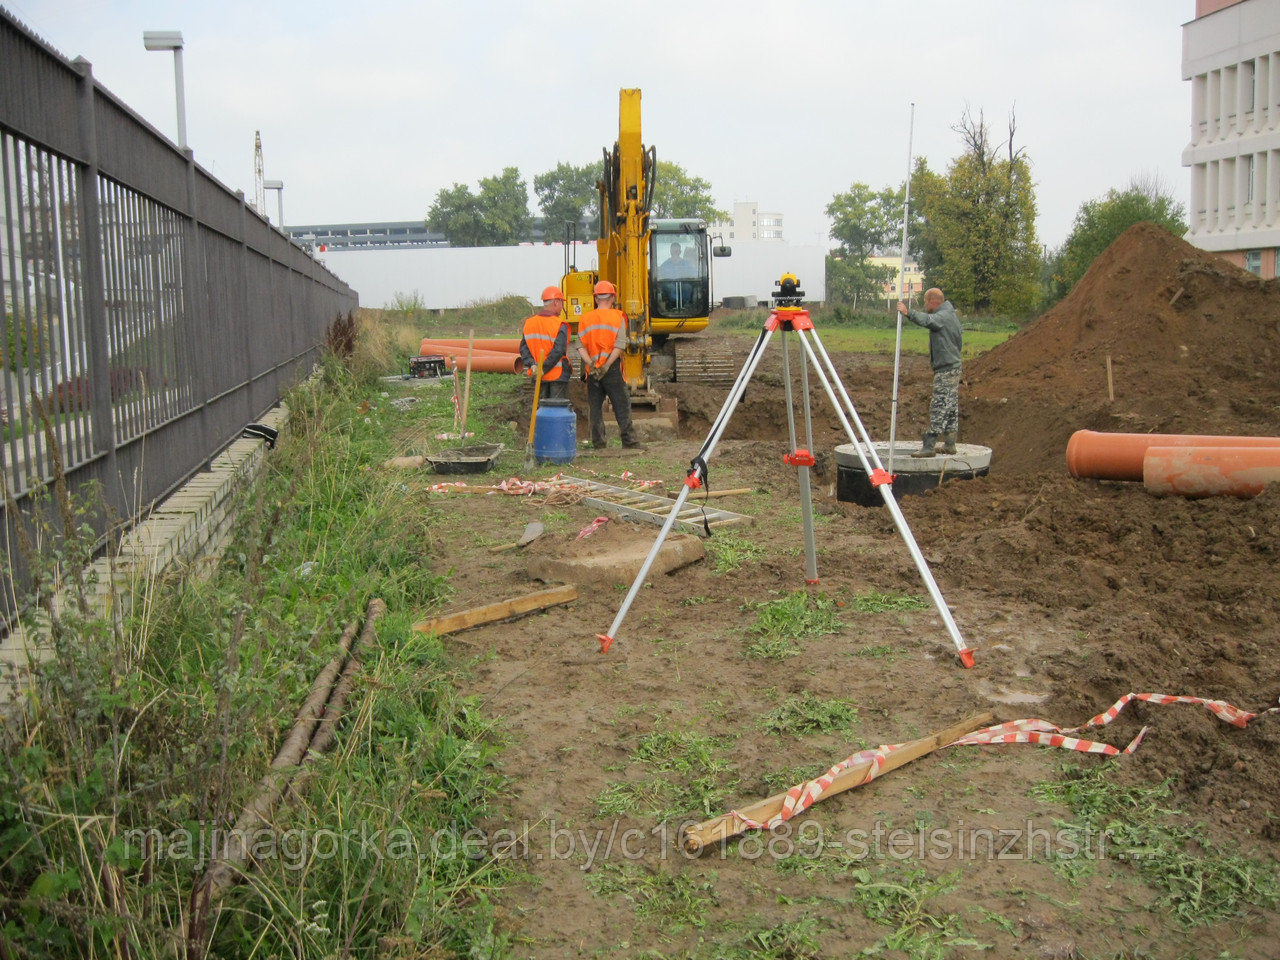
[824,181,905,306]
[825,255,895,308]
[912,108,1040,315]
[651,161,726,221]
[534,162,600,239]
[1054,176,1187,300]
[426,166,531,246]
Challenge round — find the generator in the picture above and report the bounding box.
[408,355,448,379]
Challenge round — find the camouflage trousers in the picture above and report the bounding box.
[928,364,961,435]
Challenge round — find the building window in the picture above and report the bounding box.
[1245,249,1262,275]
[1275,249,1280,276]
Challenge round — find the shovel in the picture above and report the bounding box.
[524,360,544,472]
[488,520,545,553]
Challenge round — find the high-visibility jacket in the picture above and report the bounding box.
[519,311,570,382]
[577,307,627,370]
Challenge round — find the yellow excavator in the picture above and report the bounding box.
[560,88,726,398]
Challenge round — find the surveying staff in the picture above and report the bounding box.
[576,280,642,450]
[520,286,572,400]
[897,287,962,457]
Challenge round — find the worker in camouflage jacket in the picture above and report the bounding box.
[897,287,962,457]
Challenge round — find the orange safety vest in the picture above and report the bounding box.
[577,307,626,369]
[521,312,568,382]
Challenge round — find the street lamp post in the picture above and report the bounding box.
[263,179,284,230]
[142,30,187,149]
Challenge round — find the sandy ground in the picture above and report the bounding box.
[409,225,1280,959]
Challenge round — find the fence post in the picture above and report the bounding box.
[180,149,213,467]
[235,191,254,424]
[71,58,117,485]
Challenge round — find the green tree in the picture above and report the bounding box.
[426,182,485,247]
[1054,176,1187,300]
[912,108,1040,315]
[825,255,895,307]
[426,166,531,246]
[824,182,906,306]
[652,161,726,221]
[534,162,599,239]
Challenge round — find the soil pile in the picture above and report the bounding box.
[965,222,1280,475]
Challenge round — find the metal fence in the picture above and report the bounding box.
[0,9,357,618]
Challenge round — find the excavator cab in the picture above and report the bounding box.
[649,219,713,337]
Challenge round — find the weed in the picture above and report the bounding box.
[760,693,859,737]
[596,723,738,820]
[584,863,718,929]
[846,590,927,613]
[704,533,766,573]
[852,863,983,958]
[1031,764,1280,925]
[744,590,841,660]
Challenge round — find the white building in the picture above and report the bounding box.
[319,239,826,310]
[1182,0,1280,277]
[709,201,784,243]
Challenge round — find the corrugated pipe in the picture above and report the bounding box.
[1143,446,1280,498]
[1066,430,1280,482]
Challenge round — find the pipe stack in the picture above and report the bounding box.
[1066,430,1280,498]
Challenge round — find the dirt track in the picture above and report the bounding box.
[419,224,1280,957]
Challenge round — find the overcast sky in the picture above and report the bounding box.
[7,0,1194,249]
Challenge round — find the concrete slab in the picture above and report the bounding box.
[527,531,705,587]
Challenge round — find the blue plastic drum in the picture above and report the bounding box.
[534,399,577,464]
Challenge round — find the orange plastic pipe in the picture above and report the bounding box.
[419,337,521,354]
[1143,446,1280,498]
[423,350,521,375]
[1066,430,1280,482]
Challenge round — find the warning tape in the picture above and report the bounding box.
[575,516,610,540]
[729,693,1277,831]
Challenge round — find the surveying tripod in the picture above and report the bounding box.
[597,274,975,668]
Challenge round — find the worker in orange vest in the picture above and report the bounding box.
[575,280,642,450]
[519,285,572,400]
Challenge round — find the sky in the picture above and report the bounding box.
[6,0,1196,249]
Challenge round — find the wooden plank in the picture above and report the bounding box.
[413,585,578,635]
[682,712,993,854]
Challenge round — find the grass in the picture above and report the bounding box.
[584,863,718,929]
[759,693,859,737]
[845,590,927,613]
[744,590,842,660]
[1031,764,1280,926]
[850,863,984,958]
[596,723,738,821]
[0,327,511,958]
[704,532,766,573]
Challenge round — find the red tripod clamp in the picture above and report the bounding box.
[784,449,816,467]
[869,468,894,487]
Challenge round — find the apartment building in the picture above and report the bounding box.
[709,201,784,242]
[1182,0,1280,277]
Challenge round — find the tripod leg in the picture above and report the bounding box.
[782,331,819,584]
[795,328,975,668]
[599,325,778,652]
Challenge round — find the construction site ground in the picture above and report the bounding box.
[413,224,1280,959]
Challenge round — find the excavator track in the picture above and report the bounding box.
[673,345,742,386]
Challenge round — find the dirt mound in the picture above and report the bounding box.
[965,222,1280,475]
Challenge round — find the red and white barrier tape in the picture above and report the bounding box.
[729,692,1277,831]
[575,516,610,540]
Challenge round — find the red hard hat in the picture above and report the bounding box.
[593,280,617,296]
[541,285,564,301]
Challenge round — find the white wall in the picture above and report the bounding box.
[320,239,826,310]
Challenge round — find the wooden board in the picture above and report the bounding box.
[413,585,578,635]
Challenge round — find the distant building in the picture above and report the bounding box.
[709,202,784,242]
[868,256,925,305]
[1182,0,1280,277]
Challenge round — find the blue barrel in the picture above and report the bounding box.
[534,399,577,463]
